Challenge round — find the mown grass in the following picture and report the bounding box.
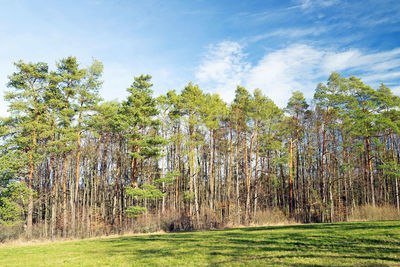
[0,220,399,266]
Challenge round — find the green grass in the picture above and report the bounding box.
[0,221,400,266]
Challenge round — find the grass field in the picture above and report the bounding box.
[0,221,399,266]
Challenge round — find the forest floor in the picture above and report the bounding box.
[0,220,399,266]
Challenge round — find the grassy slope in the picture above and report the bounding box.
[0,221,399,266]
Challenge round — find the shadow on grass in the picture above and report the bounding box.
[91,221,400,266]
[238,220,400,232]
[213,254,397,266]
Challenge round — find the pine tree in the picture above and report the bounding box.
[286,91,308,217]
[53,57,85,237]
[314,72,347,221]
[344,77,382,207]
[121,74,164,188]
[180,82,205,226]
[72,59,103,234]
[4,61,50,238]
[201,93,228,211]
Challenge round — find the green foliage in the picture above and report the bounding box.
[45,56,103,156]
[154,171,180,186]
[231,85,251,128]
[314,72,347,109]
[2,61,51,174]
[342,76,382,137]
[286,90,309,116]
[180,82,205,128]
[126,205,147,218]
[125,184,165,218]
[125,184,165,200]
[251,89,284,155]
[183,191,195,200]
[379,160,400,178]
[121,74,164,159]
[165,90,183,121]
[201,93,228,130]
[0,141,27,183]
[90,101,122,135]
[0,182,31,225]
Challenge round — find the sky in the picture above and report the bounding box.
[1,0,400,115]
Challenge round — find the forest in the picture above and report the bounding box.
[0,56,399,240]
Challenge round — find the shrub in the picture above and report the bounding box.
[160,212,194,232]
[0,224,24,242]
[131,213,161,233]
[348,205,400,221]
[253,208,294,225]
[0,182,30,224]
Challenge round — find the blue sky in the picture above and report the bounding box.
[1,0,400,115]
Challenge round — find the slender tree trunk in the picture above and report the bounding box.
[189,124,199,226]
[396,178,400,214]
[101,134,109,220]
[253,131,260,220]
[365,136,376,207]
[289,139,294,216]
[73,109,83,236]
[235,133,240,225]
[211,130,216,211]
[321,106,329,217]
[267,150,271,207]
[27,148,34,239]
[390,133,399,213]
[209,129,214,211]
[131,152,138,188]
[26,113,39,239]
[62,153,68,237]
[226,129,233,220]
[245,130,255,223]
[161,126,166,214]
[112,136,122,229]
[175,137,181,213]
[161,181,166,214]
[50,150,57,239]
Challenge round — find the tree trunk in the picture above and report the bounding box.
[235,133,240,225]
[365,136,376,207]
[253,131,260,220]
[289,139,294,216]
[73,109,83,236]
[26,113,39,239]
[62,153,68,237]
[226,129,233,220]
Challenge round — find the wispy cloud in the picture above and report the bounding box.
[195,41,400,107]
[195,41,250,101]
[294,0,400,27]
[247,27,328,43]
[290,0,339,11]
[246,44,325,106]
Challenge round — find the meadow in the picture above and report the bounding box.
[0,220,399,266]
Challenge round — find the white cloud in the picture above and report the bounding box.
[248,27,327,43]
[392,86,400,95]
[294,0,339,10]
[363,72,400,84]
[195,41,250,102]
[246,44,325,106]
[195,41,400,107]
[300,0,312,9]
[322,48,400,75]
[322,50,361,72]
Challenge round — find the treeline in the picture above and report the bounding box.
[0,57,400,239]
